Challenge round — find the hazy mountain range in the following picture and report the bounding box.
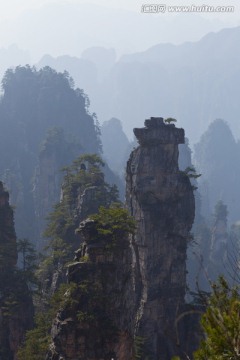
[0,1,227,60]
[34,26,240,145]
[1,17,240,144]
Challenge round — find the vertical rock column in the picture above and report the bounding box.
[0,181,33,360]
[126,117,195,359]
[0,181,17,270]
[46,218,135,360]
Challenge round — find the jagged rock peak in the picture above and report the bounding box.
[46,117,199,360]
[126,116,196,359]
[133,117,185,146]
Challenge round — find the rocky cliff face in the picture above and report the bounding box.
[46,214,135,360]
[46,117,198,360]
[0,181,33,360]
[0,66,103,252]
[126,117,195,359]
[33,127,83,252]
[0,181,17,270]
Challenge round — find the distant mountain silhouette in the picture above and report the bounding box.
[1,2,225,60]
[36,26,240,144]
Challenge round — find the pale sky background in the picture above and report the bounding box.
[0,0,239,61]
[0,0,239,18]
[0,0,239,20]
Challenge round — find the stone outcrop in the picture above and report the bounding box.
[0,181,17,269]
[126,117,195,359]
[46,217,135,360]
[0,181,33,360]
[46,117,198,360]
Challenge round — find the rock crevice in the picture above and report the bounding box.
[126,117,195,359]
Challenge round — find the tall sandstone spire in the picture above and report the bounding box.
[0,181,33,360]
[126,117,195,358]
[46,117,198,360]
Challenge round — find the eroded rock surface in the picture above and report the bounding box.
[47,117,198,360]
[126,117,195,359]
[0,181,33,360]
[47,217,135,360]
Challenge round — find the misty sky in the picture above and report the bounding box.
[0,0,239,61]
[1,0,239,19]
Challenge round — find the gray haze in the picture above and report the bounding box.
[0,0,239,144]
[1,0,240,212]
[0,0,239,61]
[36,26,240,146]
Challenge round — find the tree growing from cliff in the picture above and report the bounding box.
[38,154,120,292]
[164,117,177,124]
[194,277,240,360]
[18,203,135,359]
[89,203,136,248]
[17,313,51,360]
[17,282,78,360]
[17,238,38,291]
[45,153,119,245]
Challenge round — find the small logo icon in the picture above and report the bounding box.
[141,4,166,13]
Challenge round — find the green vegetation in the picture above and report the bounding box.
[41,153,119,271]
[89,203,136,249]
[38,153,120,278]
[34,154,120,343]
[194,277,240,360]
[134,336,145,359]
[17,281,78,360]
[0,193,35,358]
[183,166,202,179]
[18,190,136,358]
[17,313,51,360]
[17,238,38,290]
[0,67,126,358]
[17,153,129,358]
[164,117,177,124]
